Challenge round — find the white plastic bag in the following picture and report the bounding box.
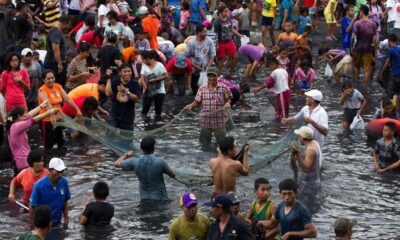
[350,114,365,130]
[240,36,250,46]
[198,71,208,87]
[324,63,333,77]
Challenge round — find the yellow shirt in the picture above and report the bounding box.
[262,0,277,18]
[168,214,210,240]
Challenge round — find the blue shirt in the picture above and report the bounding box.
[341,16,353,49]
[297,16,311,34]
[189,0,207,23]
[387,46,400,77]
[274,201,312,240]
[280,0,295,23]
[29,176,71,226]
[120,154,174,202]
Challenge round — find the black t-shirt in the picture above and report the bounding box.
[82,202,114,228]
[44,26,67,64]
[25,0,43,15]
[110,77,142,123]
[97,45,122,75]
[12,15,32,40]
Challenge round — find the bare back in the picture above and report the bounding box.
[209,156,242,195]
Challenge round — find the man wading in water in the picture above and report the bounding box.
[209,136,250,197]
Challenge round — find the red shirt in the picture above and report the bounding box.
[62,96,86,118]
[76,30,103,49]
[303,0,315,8]
[13,168,49,205]
[166,56,192,74]
[0,69,30,111]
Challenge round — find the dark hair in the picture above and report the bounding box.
[118,63,132,72]
[134,27,144,35]
[218,136,235,155]
[304,25,312,33]
[97,0,107,8]
[78,42,90,53]
[93,181,110,199]
[341,80,353,91]
[82,96,99,116]
[161,7,169,14]
[106,31,118,43]
[16,2,27,10]
[28,149,44,167]
[141,50,156,60]
[279,178,298,192]
[359,4,369,16]
[217,6,226,15]
[6,107,25,132]
[181,1,190,10]
[195,24,206,34]
[318,47,329,56]
[107,10,119,21]
[381,97,393,108]
[388,33,398,43]
[269,57,279,66]
[58,15,69,23]
[4,52,20,71]
[34,205,52,228]
[344,5,354,15]
[384,121,397,133]
[85,15,96,29]
[300,7,308,15]
[42,69,55,80]
[300,59,312,69]
[239,82,250,93]
[140,136,156,153]
[254,177,270,190]
[98,78,107,86]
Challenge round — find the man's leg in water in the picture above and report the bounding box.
[200,128,213,146]
[213,127,227,144]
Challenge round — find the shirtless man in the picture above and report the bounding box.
[209,136,250,196]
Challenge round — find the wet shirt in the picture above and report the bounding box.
[206,214,255,240]
[82,202,114,227]
[274,201,312,240]
[343,89,364,109]
[12,168,49,205]
[110,77,141,123]
[9,115,35,170]
[353,19,377,54]
[120,154,173,201]
[168,214,211,240]
[195,83,232,129]
[186,37,216,68]
[141,61,167,95]
[387,46,400,77]
[374,137,400,169]
[30,176,71,226]
[214,18,233,42]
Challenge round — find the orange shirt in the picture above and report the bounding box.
[278,32,298,43]
[38,83,63,122]
[68,83,99,101]
[142,15,159,50]
[13,168,49,205]
[122,47,140,63]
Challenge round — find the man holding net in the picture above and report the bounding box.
[185,67,232,147]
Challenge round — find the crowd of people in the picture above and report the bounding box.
[0,0,400,238]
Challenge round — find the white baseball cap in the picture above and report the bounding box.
[305,89,323,102]
[232,9,243,17]
[49,158,67,171]
[294,126,314,140]
[21,48,33,56]
[138,6,149,15]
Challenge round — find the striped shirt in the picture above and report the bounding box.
[44,0,60,29]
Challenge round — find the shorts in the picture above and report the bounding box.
[68,8,80,16]
[308,7,316,15]
[217,40,237,59]
[296,80,311,90]
[238,53,252,65]
[353,52,373,73]
[324,10,336,24]
[261,16,274,27]
[343,108,358,124]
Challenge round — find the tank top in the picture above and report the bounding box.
[252,200,272,221]
[301,143,321,188]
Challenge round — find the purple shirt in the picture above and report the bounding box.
[353,19,377,54]
[238,44,266,62]
[9,115,35,170]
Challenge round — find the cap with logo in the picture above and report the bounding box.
[227,192,240,205]
[180,192,198,208]
[211,195,232,210]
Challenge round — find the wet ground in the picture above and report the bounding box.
[1,22,400,239]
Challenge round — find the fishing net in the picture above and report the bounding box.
[56,108,299,186]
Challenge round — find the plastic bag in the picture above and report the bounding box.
[324,64,333,77]
[350,114,364,130]
[198,71,208,87]
[240,36,250,46]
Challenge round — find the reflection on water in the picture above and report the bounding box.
[1,41,400,240]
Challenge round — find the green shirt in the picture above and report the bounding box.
[168,213,211,240]
[18,231,42,240]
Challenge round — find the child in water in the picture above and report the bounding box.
[293,59,316,92]
[339,80,366,129]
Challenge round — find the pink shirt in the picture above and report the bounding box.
[0,69,30,111]
[9,115,35,170]
[295,67,316,82]
[179,10,190,29]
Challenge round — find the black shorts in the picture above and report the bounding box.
[343,108,359,124]
[231,88,241,106]
[261,16,274,27]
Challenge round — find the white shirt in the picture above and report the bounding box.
[125,26,135,42]
[269,68,289,95]
[386,0,398,23]
[69,0,80,10]
[98,4,110,27]
[294,104,329,149]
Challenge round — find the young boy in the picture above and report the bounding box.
[79,181,114,227]
[254,57,291,119]
[135,29,151,52]
[374,121,400,173]
[245,178,279,240]
[339,80,366,129]
[341,5,354,52]
[381,34,400,98]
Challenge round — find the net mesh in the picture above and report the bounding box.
[56,109,298,186]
